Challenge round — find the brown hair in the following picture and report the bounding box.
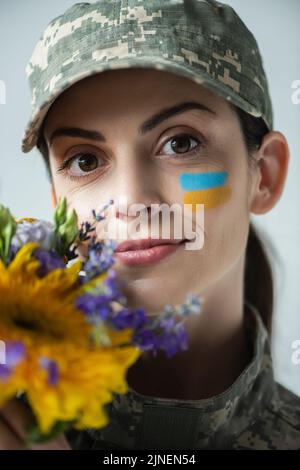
[235,107,275,335]
[37,104,276,335]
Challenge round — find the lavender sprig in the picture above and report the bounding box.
[131,294,203,358]
[82,239,118,281]
[66,199,114,262]
[77,290,203,358]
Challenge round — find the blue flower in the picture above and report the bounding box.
[132,328,158,353]
[176,293,203,316]
[103,270,127,303]
[39,357,59,386]
[111,308,147,330]
[83,239,117,280]
[0,341,25,380]
[155,322,189,358]
[76,294,113,323]
[10,220,55,254]
[33,247,66,277]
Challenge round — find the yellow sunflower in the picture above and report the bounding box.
[15,217,38,224]
[0,242,141,434]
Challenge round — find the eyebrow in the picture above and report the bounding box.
[48,101,216,145]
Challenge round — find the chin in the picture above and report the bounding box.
[120,277,189,314]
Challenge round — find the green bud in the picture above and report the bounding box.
[53,197,80,256]
[56,208,79,255]
[0,204,17,264]
[58,209,78,245]
[54,197,67,228]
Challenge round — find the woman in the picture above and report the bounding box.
[1,0,299,450]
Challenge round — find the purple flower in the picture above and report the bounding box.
[111,308,147,330]
[33,247,66,277]
[76,294,113,322]
[39,357,59,386]
[103,270,126,303]
[0,341,25,381]
[157,315,176,330]
[132,328,158,353]
[10,220,55,254]
[176,293,203,316]
[155,322,189,358]
[83,239,117,280]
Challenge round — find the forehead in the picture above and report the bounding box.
[43,68,235,132]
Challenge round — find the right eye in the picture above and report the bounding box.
[56,152,105,180]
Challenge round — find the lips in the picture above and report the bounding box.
[115,238,184,253]
[114,238,186,266]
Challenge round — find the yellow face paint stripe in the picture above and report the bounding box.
[183,186,231,211]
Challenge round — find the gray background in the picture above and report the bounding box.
[0,0,299,395]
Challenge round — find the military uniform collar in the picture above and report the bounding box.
[87,303,277,449]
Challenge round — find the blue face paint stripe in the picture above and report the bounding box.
[179,172,229,191]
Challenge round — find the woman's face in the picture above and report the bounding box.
[44,68,255,314]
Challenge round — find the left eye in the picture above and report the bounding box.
[160,134,201,157]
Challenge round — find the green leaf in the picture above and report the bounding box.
[16,393,73,445]
[25,419,73,445]
[0,203,17,264]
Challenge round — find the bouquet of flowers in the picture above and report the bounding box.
[0,197,202,444]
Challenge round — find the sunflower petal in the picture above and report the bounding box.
[41,260,83,295]
[8,242,40,278]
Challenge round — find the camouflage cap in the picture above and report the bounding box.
[22,0,273,154]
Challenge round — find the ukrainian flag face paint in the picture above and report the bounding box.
[179,171,231,211]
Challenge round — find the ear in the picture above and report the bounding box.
[250,131,290,214]
[51,185,57,209]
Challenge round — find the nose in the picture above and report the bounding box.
[113,149,163,222]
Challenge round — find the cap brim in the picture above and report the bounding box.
[22,57,265,154]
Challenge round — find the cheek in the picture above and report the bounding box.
[51,175,110,225]
[179,171,232,211]
[178,169,249,281]
[180,204,248,294]
[183,187,231,210]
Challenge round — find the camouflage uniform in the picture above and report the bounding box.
[65,303,300,450]
[21,0,300,449]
